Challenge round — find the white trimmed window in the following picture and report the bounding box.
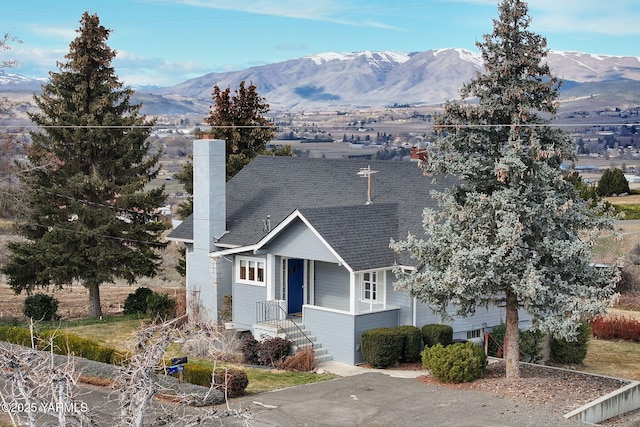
[467,329,482,340]
[361,271,380,302]
[237,257,265,286]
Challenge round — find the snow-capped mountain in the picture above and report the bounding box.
[4,49,640,113]
[154,49,640,110]
[0,71,46,90]
[154,49,484,109]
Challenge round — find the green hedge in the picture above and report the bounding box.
[38,330,114,364]
[0,326,35,347]
[487,324,545,363]
[360,327,403,368]
[396,325,423,363]
[0,326,119,365]
[421,324,453,347]
[181,363,213,387]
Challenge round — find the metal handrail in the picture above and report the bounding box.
[484,331,524,359]
[256,301,314,350]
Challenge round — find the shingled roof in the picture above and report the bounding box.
[168,156,458,268]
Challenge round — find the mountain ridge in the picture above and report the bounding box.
[3,49,640,113]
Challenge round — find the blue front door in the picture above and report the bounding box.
[287,259,304,314]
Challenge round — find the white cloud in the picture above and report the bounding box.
[11,47,66,76]
[174,0,340,19]
[25,25,77,42]
[171,0,399,28]
[114,50,212,86]
[528,0,640,35]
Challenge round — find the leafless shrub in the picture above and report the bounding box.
[617,265,640,293]
[278,347,316,372]
[0,316,252,426]
[612,291,640,311]
[181,322,244,363]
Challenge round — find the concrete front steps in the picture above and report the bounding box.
[254,319,333,364]
[280,320,333,364]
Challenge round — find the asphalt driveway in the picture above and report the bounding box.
[220,372,587,427]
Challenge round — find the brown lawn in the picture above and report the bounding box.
[0,282,185,321]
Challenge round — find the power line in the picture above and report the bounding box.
[34,187,166,218]
[1,123,639,130]
[28,222,167,247]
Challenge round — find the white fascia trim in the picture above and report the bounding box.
[354,266,396,274]
[209,244,260,258]
[214,242,241,249]
[393,264,417,272]
[253,209,353,273]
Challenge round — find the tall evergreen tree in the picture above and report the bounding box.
[596,168,629,197]
[204,81,275,180]
[390,0,617,378]
[2,13,167,318]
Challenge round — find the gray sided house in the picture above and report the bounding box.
[168,139,525,365]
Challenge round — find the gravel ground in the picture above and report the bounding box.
[418,362,629,414]
[418,361,640,426]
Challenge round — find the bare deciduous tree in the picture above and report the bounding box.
[1,319,252,426]
[115,318,252,427]
[0,336,93,426]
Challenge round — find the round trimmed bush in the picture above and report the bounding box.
[23,293,59,321]
[241,335,261,365]
[146,292,177,320]
[214,367,249,398]
[422,342,487,383]
[123,287,153,315]
[421,324,453,347]
[257,336,291,367]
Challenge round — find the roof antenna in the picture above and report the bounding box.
[262,215,271,232]
[357,165,379,205]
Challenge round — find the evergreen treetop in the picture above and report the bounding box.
[204,81,276,180]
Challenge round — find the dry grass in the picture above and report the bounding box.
[0,234,186,321]
[580,338,640,380]
[606,194,640,205]
[573,308,640,381]
[591,220,640,263]
[64,319,152,351]
[0,282,185,321]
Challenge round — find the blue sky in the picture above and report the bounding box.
[3,0,640,87]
